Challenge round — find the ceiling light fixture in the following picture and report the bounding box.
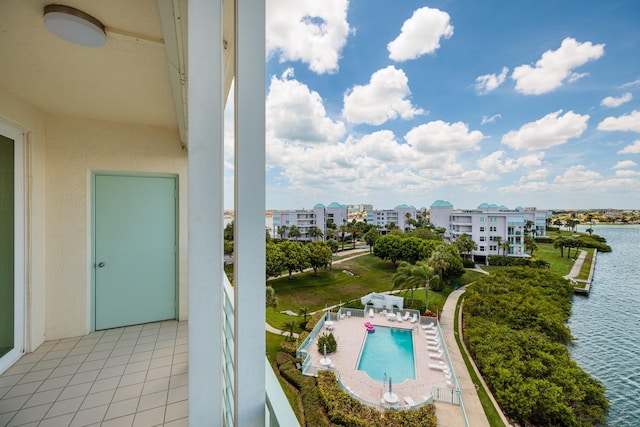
[44,4,106,48]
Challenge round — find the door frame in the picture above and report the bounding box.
[90,171,179,331]
[0,119,26,374]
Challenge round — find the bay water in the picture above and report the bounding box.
[569,225,640,426]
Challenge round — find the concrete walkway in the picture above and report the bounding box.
[564,249,587,280]
[437,287,490,427]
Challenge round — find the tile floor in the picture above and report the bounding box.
[0,321,188,427]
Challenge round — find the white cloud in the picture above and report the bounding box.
[615,169,639,177]
[598,110,640,133]
[502,110,589,150]
[613,160,637,169]
[620,78,640,88]
[601,93,633,108]
[476,151,543,174]
[266,0,350,74]
[387,7,454,61]
[481,114,502,125]
[342,66,424,125]
[511,37,605,95]
[475,67,509,95]
[404,120,483,155]
[618,140,640,154]
[266,69,345,143]
[522,168,549,181]
[553,165,602,187]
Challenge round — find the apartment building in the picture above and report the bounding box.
[272,202,349,240]
[430,200,550,262]
[366,204,419,232]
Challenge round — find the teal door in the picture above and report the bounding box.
[94,174,177,330]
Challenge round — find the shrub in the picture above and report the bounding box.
[462,258,476,268]
[535,236,554,244]
[317,333,337,354]
[279,340,298,356]
[275,351,330,426]
[317,371,437,427]
[306,310,326,331]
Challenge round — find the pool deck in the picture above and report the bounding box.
[309,314,453,408]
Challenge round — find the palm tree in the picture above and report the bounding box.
[298,307,310,323]
[288,225,301,241]
[277,225,288,240]
[428,245,450,286]
[500,240,510,257]
[308,226,323,241]
[338,221,348,251]
[494,236,502,255]
[393,261,437,309]
[281,319,298,342]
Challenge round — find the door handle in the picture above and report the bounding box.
[97,262,106,268]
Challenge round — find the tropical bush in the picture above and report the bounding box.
[317,333,337,354]
[276,352,329,427]
[462,258,476,268]
[317,371,437,427]
[463,268,608,426]
[488,255,549,268]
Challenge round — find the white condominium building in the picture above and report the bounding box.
[429,200,551,261]
[272,202,349,240]
[366,204,419,232]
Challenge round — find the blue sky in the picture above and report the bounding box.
[225,0,640,210]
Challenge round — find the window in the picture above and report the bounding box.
[479,226,485,232]
[490,217,497,222]
[480,217,486,223]
[479,246,485,252]
[479,236,486,242]
[490,226,497,232]
[490,245,497,251]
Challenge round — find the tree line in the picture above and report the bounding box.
[463,268,608,426]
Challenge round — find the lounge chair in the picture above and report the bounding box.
[403,311,411,321]
[428,363,446,371]
[369,308,374,318]
[410,314,418,323]
[427,344,440,352]
[396,313,403,323]
[423,322,435,329]
[387,313,396,322]
[404,396,415,406]
[429,351,443,360]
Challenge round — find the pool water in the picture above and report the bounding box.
[356,326,415,382]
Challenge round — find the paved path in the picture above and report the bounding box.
[564,249,586,279]
[437,287,490,427]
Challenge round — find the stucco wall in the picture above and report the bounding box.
[44,115,188,340]
[0,86,47,352]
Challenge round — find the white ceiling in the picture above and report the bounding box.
[0,0,178,130]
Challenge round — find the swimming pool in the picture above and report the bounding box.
[356,326,415,383]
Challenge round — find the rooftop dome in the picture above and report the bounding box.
[431,200,453,208]
[313,203,325,208]
[327,202,343,208]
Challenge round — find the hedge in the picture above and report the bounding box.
[317,371,437,427]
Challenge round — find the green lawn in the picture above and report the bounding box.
[269,254,487,319]
[576,248,594,281]
[269,254,397,311]
[533,243,575,276]
[267,307,304,333]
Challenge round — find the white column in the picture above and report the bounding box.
[234,0,266,425]
[187,0,224,425]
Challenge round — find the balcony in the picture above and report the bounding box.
[0,278,298,427]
